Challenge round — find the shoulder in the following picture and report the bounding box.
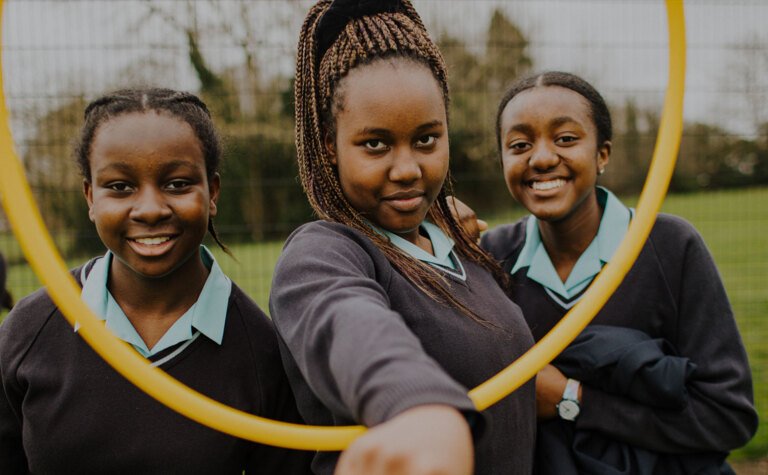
[0,287,58,372]
[0,261,92,367]
[651,213,701,241]
[283,220,376,251]
[226,283,281,355]
[647,213,708,257]
[227,283,273,333]
[276,220,387,277]
[480,217,529,261]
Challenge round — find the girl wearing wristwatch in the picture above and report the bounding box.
[468,71,757,474]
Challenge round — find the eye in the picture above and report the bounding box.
[364,139,388,152]
[107,182,133,192]
[555,135,578,145]
[415,135,437,148]
[507,140,531,154]
[166,179,191,191]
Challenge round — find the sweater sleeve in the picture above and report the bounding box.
[269,223,476,427]
[577,218,758,453]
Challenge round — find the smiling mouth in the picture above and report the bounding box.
[127,235,177,257]
[530,179,566,191]
[131,236,171,245]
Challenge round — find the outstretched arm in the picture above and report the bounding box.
[270,224,476,473]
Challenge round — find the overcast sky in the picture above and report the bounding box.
[3,0,767,138]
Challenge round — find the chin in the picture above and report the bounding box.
[527,206,568,223]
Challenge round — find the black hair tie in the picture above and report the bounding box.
[315,0,403,62]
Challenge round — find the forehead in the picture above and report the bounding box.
[90,111,205,170]
[336,59,445,118]
[500,86,593,130]
[94,111,197,146]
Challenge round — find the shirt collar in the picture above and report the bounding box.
[511,187,631,299]
[377,221,457,270]
[78,246,231,356]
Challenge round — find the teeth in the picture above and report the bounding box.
[134,237,170,245]
[531,179,565,191]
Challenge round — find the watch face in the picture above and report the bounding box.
[557,399,580,421]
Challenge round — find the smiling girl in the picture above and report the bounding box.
[0,88,311,474]
[479,71,757,473]
[269,1,536,474]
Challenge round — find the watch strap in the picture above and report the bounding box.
[563,378,580,402]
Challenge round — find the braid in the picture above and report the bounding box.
[75,87,232,257]
[295,0,507,327]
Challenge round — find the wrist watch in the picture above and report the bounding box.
[556,378,581,421]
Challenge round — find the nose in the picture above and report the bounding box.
[129,187,172,224]
[528,143,560,171]
[388,147,422,183]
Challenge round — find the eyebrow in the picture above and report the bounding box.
[353,120,445,137]
[504,116,580,138]
[549,116,579,129]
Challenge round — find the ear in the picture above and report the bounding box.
[324,131,337,165]
[208,173,221,218]
[83,179,96,223]
[597,140,611,172]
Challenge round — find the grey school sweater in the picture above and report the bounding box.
[0,262,313,474]
[481,213,758,455]
[270,221,536,475]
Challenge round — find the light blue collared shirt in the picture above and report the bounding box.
[79,246,232,358]
[378,221,466,280]
[512,187,632,308]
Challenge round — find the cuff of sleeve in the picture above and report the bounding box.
[359,379,478,428]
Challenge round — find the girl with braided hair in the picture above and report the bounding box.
[270,1,536,473]
[0,88,312,474]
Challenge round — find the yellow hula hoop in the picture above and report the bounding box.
[0,0,685,450]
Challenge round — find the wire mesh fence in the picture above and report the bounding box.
[0,0,766,459]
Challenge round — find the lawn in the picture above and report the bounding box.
[1,186,766,458]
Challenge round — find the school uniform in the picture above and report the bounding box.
[270,220,536,475]
[0,247,312,474]
[481,188,758,467]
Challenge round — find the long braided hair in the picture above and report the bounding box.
[75,87,231,256]
[295,0,510,325]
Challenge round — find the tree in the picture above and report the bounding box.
[21,96,104,255]
[484,8,532,94]
[437,8,532,214]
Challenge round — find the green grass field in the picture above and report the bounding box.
[1,186,766,458]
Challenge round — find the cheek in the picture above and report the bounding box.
[335,164,357,197]
[426,147,450,182]
[502,158,521,184]
[502,159,527,200]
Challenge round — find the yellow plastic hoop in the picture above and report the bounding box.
[0,0,685,450]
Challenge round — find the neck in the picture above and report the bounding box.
[396,225,435,255]
[537,191,603,281]
[107,253,209,322]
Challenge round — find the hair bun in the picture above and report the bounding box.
[316,0,403,61]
